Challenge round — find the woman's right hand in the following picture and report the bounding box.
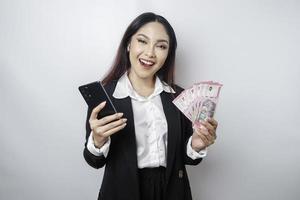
[89,101,127,148]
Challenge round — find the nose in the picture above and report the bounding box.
[145,45,156,58]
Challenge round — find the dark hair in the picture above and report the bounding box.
[102,12,177,87]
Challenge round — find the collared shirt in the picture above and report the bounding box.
[87,73,207,168]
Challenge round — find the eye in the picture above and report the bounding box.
[137,39,147,44]
[157,44,168,50]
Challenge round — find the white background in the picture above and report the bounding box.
[1,0,299,199]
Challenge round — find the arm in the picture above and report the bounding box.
[83,102,127,169]
[83,107,107,169]
[182,113,203,165]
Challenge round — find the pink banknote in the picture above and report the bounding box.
[172,81,223,128]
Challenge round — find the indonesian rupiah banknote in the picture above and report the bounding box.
[172,81,223,128]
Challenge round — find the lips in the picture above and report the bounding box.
[139,58,155,67]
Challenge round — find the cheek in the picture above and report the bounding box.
[129,48,142,62]
[157,51,169,64]
[130,43,144,55]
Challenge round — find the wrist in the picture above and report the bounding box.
[191,136,205,152]
[93,135,108,148]
[191,143,202,152]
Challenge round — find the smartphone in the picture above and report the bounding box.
[78,81,117,119]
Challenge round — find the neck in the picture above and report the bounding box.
[128,72,156,97]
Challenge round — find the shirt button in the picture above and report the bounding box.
[178,170,183,178]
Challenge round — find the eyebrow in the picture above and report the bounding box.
[137,33,169,44]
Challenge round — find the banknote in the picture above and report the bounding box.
[172,81,223,127]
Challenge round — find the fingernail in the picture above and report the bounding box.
[101,101,106,106]
[118,113,124,117]
[123,118,127,122]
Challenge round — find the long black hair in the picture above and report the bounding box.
[102,12,177,87]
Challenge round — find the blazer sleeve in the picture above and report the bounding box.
[83,107,107,169]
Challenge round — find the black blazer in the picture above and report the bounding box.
[83,80,202,200]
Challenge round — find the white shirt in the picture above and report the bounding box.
[87,73,207,168]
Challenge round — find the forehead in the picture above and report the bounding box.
[134,22,169,42]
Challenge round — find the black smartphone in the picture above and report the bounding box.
[78,81,117,119]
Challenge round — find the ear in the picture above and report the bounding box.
[127,44,130,52]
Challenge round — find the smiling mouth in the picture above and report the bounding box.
[139,58,155,67]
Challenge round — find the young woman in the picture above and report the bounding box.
[83,12,218,200]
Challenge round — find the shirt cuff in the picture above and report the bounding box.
[186,136,207,160]
[87,132,111,157]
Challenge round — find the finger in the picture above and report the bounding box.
[195,129,209,145]
[205,124,216,138]
[207,118,218,129]
[194,124,210,136]
[195,128,215,145]
[206,132,215,144]
[201,128,214,142]
[207,131,217,142]
[196,132,209,146]
[98,113,124,126]
[201,121,214,132]
[102,123,127,137]
[90,113,124,131]
[204,129,216,145]
[202,120,217,138]
[97,118,127,133]
[90,101,106,121]
[200,132,215,146]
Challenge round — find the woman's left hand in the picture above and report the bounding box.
[191,118,218,152]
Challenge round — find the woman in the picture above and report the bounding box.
[83,12,218,200]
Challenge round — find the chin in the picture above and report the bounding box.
[137,71,155,80]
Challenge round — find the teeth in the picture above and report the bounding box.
[140,59,154,66]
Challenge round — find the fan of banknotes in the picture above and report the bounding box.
[172,81,223,127]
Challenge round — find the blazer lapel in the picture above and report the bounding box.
[105,82,139,192]
[112,97,139,172]
[160,91,181,184]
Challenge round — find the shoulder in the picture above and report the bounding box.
[102,80,118,95]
